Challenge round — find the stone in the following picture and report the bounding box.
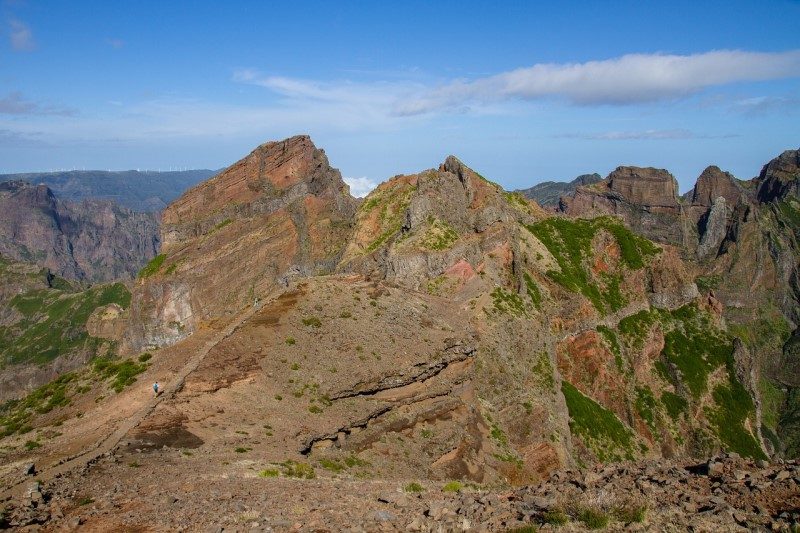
[373,510,395,522]
[23,463,36,476]
[774,470,791,481]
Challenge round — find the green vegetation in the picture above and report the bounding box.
[301,316,322,328]
[523,217,657,313]
[491,287,528,318]
[24,439,41,450]
[234,447,251,453]
[258,468,279,478]
[613,502,647,523]
[577,507,610,529]
[531,351,555,389]
[0,282,131,367]
[634,386,658,434]
[706,381,767,459]
[137,253,166,278]
[542,509,569,525]
[211,218,232,233]
[318,458,345,473]
[523,273,542,309]
[660,391,688,420]
[759,377,786,430]
[285,337,296,345]
[695,274,722,293]
[361,183,416,253]
[279,460,315,479]
[442,481,463,492]
[0,372,78,436]
[419,218,459,250]
[561,380,636,462]
[596,325,624,372]
[343,454,369,468]
[92,357,149,393]
[404,482,425,493]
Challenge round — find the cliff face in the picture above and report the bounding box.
[0,181,160,282]
[559,167,684,245]
[125,135,358,352]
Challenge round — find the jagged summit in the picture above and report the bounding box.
[690,165,745,207]
[756,147,800,203]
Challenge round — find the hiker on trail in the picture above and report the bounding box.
[153,382,159,397]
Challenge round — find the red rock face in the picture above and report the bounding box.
[557,331,628,419]
[126,135,357,352]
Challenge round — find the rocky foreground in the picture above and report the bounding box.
[3,452,799,531]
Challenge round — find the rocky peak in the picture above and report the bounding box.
[126,135,358,352]
[691,166,745,207]
[756,148,800,203]
[606,166,679,208]
[162,134,353,248]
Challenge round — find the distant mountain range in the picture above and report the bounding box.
[0,169,218,212]
[516,173,602,208]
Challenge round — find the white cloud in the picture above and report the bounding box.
[343,176,378,198]
[8,19,34,51]
[394,50,800,115]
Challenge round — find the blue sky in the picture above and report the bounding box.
[1,0,799,195]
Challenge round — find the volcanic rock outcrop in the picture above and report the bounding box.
[124,135,358,352]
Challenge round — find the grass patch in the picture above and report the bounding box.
[1,282,131,367]
[419,218,459,251]
[542,508,569,525]
[562,380,636,462]
[137,254,166,278]
[259,468,279,478]
[92,357,148,393]
[0,372,78,436]
[706,381,767,459]
[404,482,425,493]
[301,316,322,328]
[442,481,463,492]
[660,391,688,420]
[491,287,528,318]
[634,386,658,434]
[576,507,609,529]
[596,325,623,372]
[523,216,657,314]
[523,272,542,309]
[279,460,315,479]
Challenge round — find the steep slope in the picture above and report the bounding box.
[124,135,358,352]
[0,169,217,212]
[0,255,132,401]
[0,181,160,282]
[517,173,601,208]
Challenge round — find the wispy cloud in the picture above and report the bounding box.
[0,92,74,116]
[8,18,34,51]
[0,129,47,147]
[343,176,378,197]
[394,50,800,115]
[558,129,740,141]
[733,95,800,116]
